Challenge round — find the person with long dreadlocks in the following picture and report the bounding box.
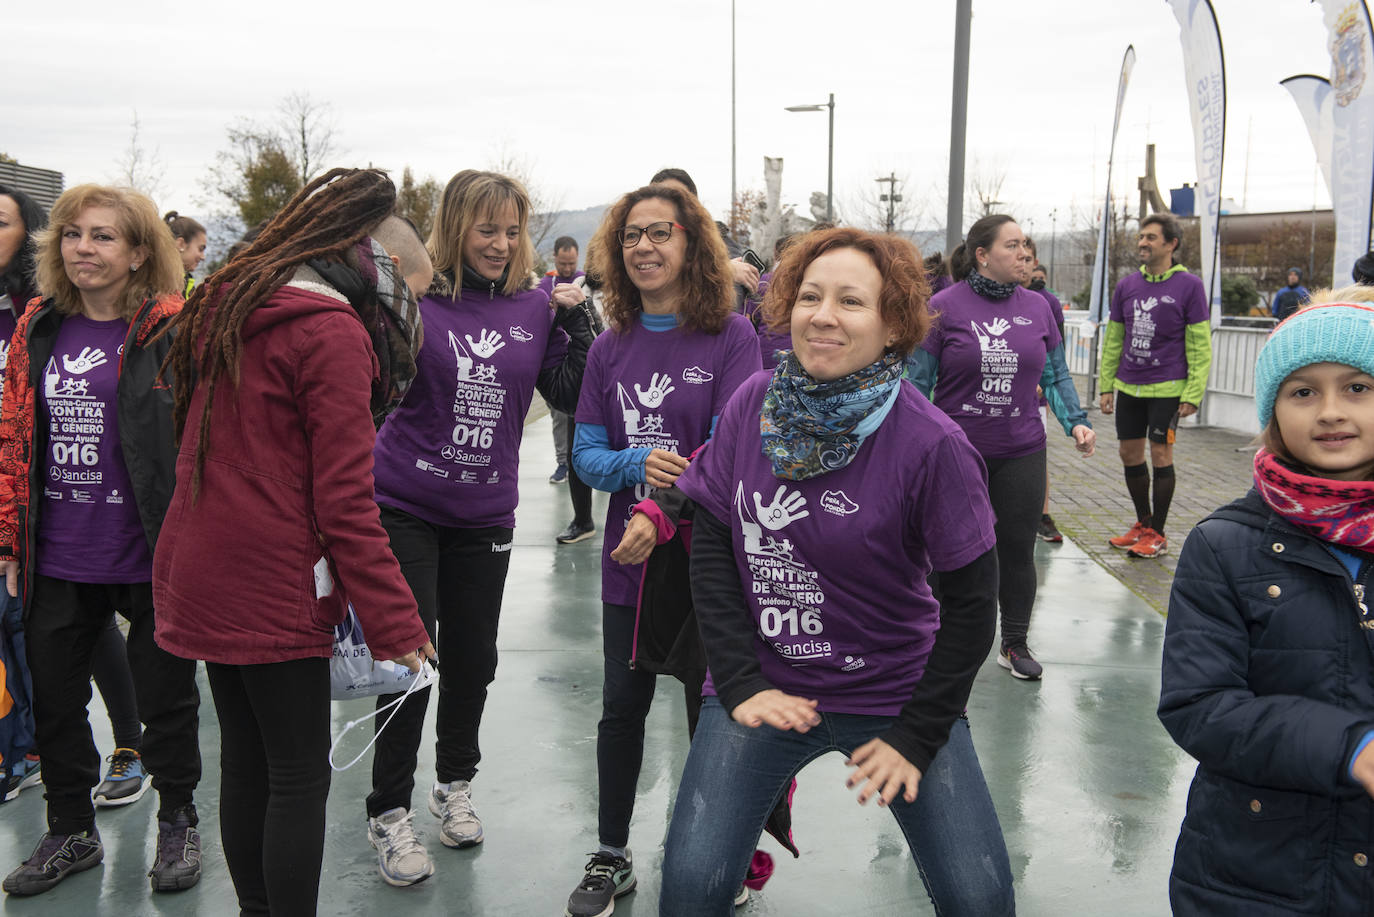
[151,168,435,916]
[361,169,594,888]
[0,184,203,898]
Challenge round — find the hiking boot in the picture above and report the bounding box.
[1127,528,1168,558]
[556,520,597,545]
[998,643,1044,680]
[550,463,569,484]
[93,748,150,807]
[368,807,434,887]
[428,780,482,848]
[565,850,636,917]
[3,829,103,896]
[1038,514,1064,543]
[148,805,201,891]
[1108,520,1150,549]
[3,755,41,802]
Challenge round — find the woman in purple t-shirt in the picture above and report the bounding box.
[907,215,1095,681]
[362,171,595,881]
[660,228,1013,915]
[0,185,204,896]
[562,184,761,917]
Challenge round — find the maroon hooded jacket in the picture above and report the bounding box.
[153,278,427,665]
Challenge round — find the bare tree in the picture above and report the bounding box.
[966,157,1010,222]
[840,171,926,234]
[113,110,165,200]
[487,148,565,256]
[201,93,341,236]
[279,93,337,186]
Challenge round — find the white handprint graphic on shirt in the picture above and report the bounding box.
[754,486,810,530]
[971,319,1010,353]
[982,317,1011,337]
[735,483,796,561]
[634,373,675,408]
[466,329,505,359]
[63,347,108,374]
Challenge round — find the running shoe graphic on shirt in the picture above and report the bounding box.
[820,490,859,517]
[681,365,714,384]
[508,325,533,343]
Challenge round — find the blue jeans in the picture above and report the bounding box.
[661,699,1014,916]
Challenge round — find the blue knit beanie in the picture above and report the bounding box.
[1255,302,1374,427]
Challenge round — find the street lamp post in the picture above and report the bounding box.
[875,173,901,233]
[785,93,835,223]
[1049,208,1058,290]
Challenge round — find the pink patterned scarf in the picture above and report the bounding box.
[1253,448,1374,548]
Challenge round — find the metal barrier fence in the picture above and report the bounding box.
[1061,310,1272,432]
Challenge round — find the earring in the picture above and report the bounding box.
[130,264,139,272]
[980,262,988,268]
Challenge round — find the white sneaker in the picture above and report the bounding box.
[428,780,483,848]
[735,884,750,906]
[367,807,435,886]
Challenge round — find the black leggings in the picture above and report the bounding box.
[983,449,1047,647]
[91,615,142,751]
[567,419,593,527]
[366,507,513,816]
[206,658,330,917]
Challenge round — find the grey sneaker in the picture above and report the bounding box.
[428,780,482,848]
[148,805,201,891]
[368,807,434,887]
[3,829,103,896]
[998,643,1044,680]
[566,850,636,917]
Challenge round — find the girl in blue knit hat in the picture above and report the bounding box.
[1158,290,1374,915]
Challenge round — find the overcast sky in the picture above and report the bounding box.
[4,0,1337,242]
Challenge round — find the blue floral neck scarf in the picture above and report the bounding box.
[760,351,905,481]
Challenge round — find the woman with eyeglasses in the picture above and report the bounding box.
[562,185,761,917]
[360,170,595,888]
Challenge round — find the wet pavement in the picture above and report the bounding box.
[0,409,1228,916]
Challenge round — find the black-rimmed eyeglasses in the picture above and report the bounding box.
[616,221,686,248]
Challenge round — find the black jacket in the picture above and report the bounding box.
[1159,489,1374,915]
[6,297,179,606]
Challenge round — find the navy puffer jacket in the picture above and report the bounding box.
[1159,489,1374,915]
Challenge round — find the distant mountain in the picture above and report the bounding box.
[536,204,609,263]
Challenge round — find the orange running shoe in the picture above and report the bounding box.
[1108,520,1151,549]
[1127,529,1168,558]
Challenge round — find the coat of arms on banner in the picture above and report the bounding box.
[1332,4,1367,107]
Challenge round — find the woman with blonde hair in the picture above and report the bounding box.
[563,183,761,917]
[0,185,204,897]
[360,169,595,887]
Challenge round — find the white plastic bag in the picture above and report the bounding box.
[330,604,428,700]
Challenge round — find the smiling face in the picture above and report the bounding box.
[790,246,893,381]
[976,221,1029,285]
[1138,222,1178,274]
[177,231,207,273]
[1273,362,1374,481]
[0,195,27,273]
[60,205,144,306]
[462,200,521,282]
[621,197,687,307]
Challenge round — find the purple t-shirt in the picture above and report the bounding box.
[373,286,568,528]
[1108,270,1208,384]
[677,372,997,714]
[37,315,151,582]
[922,281,1063,459]
[538,270,584,299]
[576,312,761,605]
